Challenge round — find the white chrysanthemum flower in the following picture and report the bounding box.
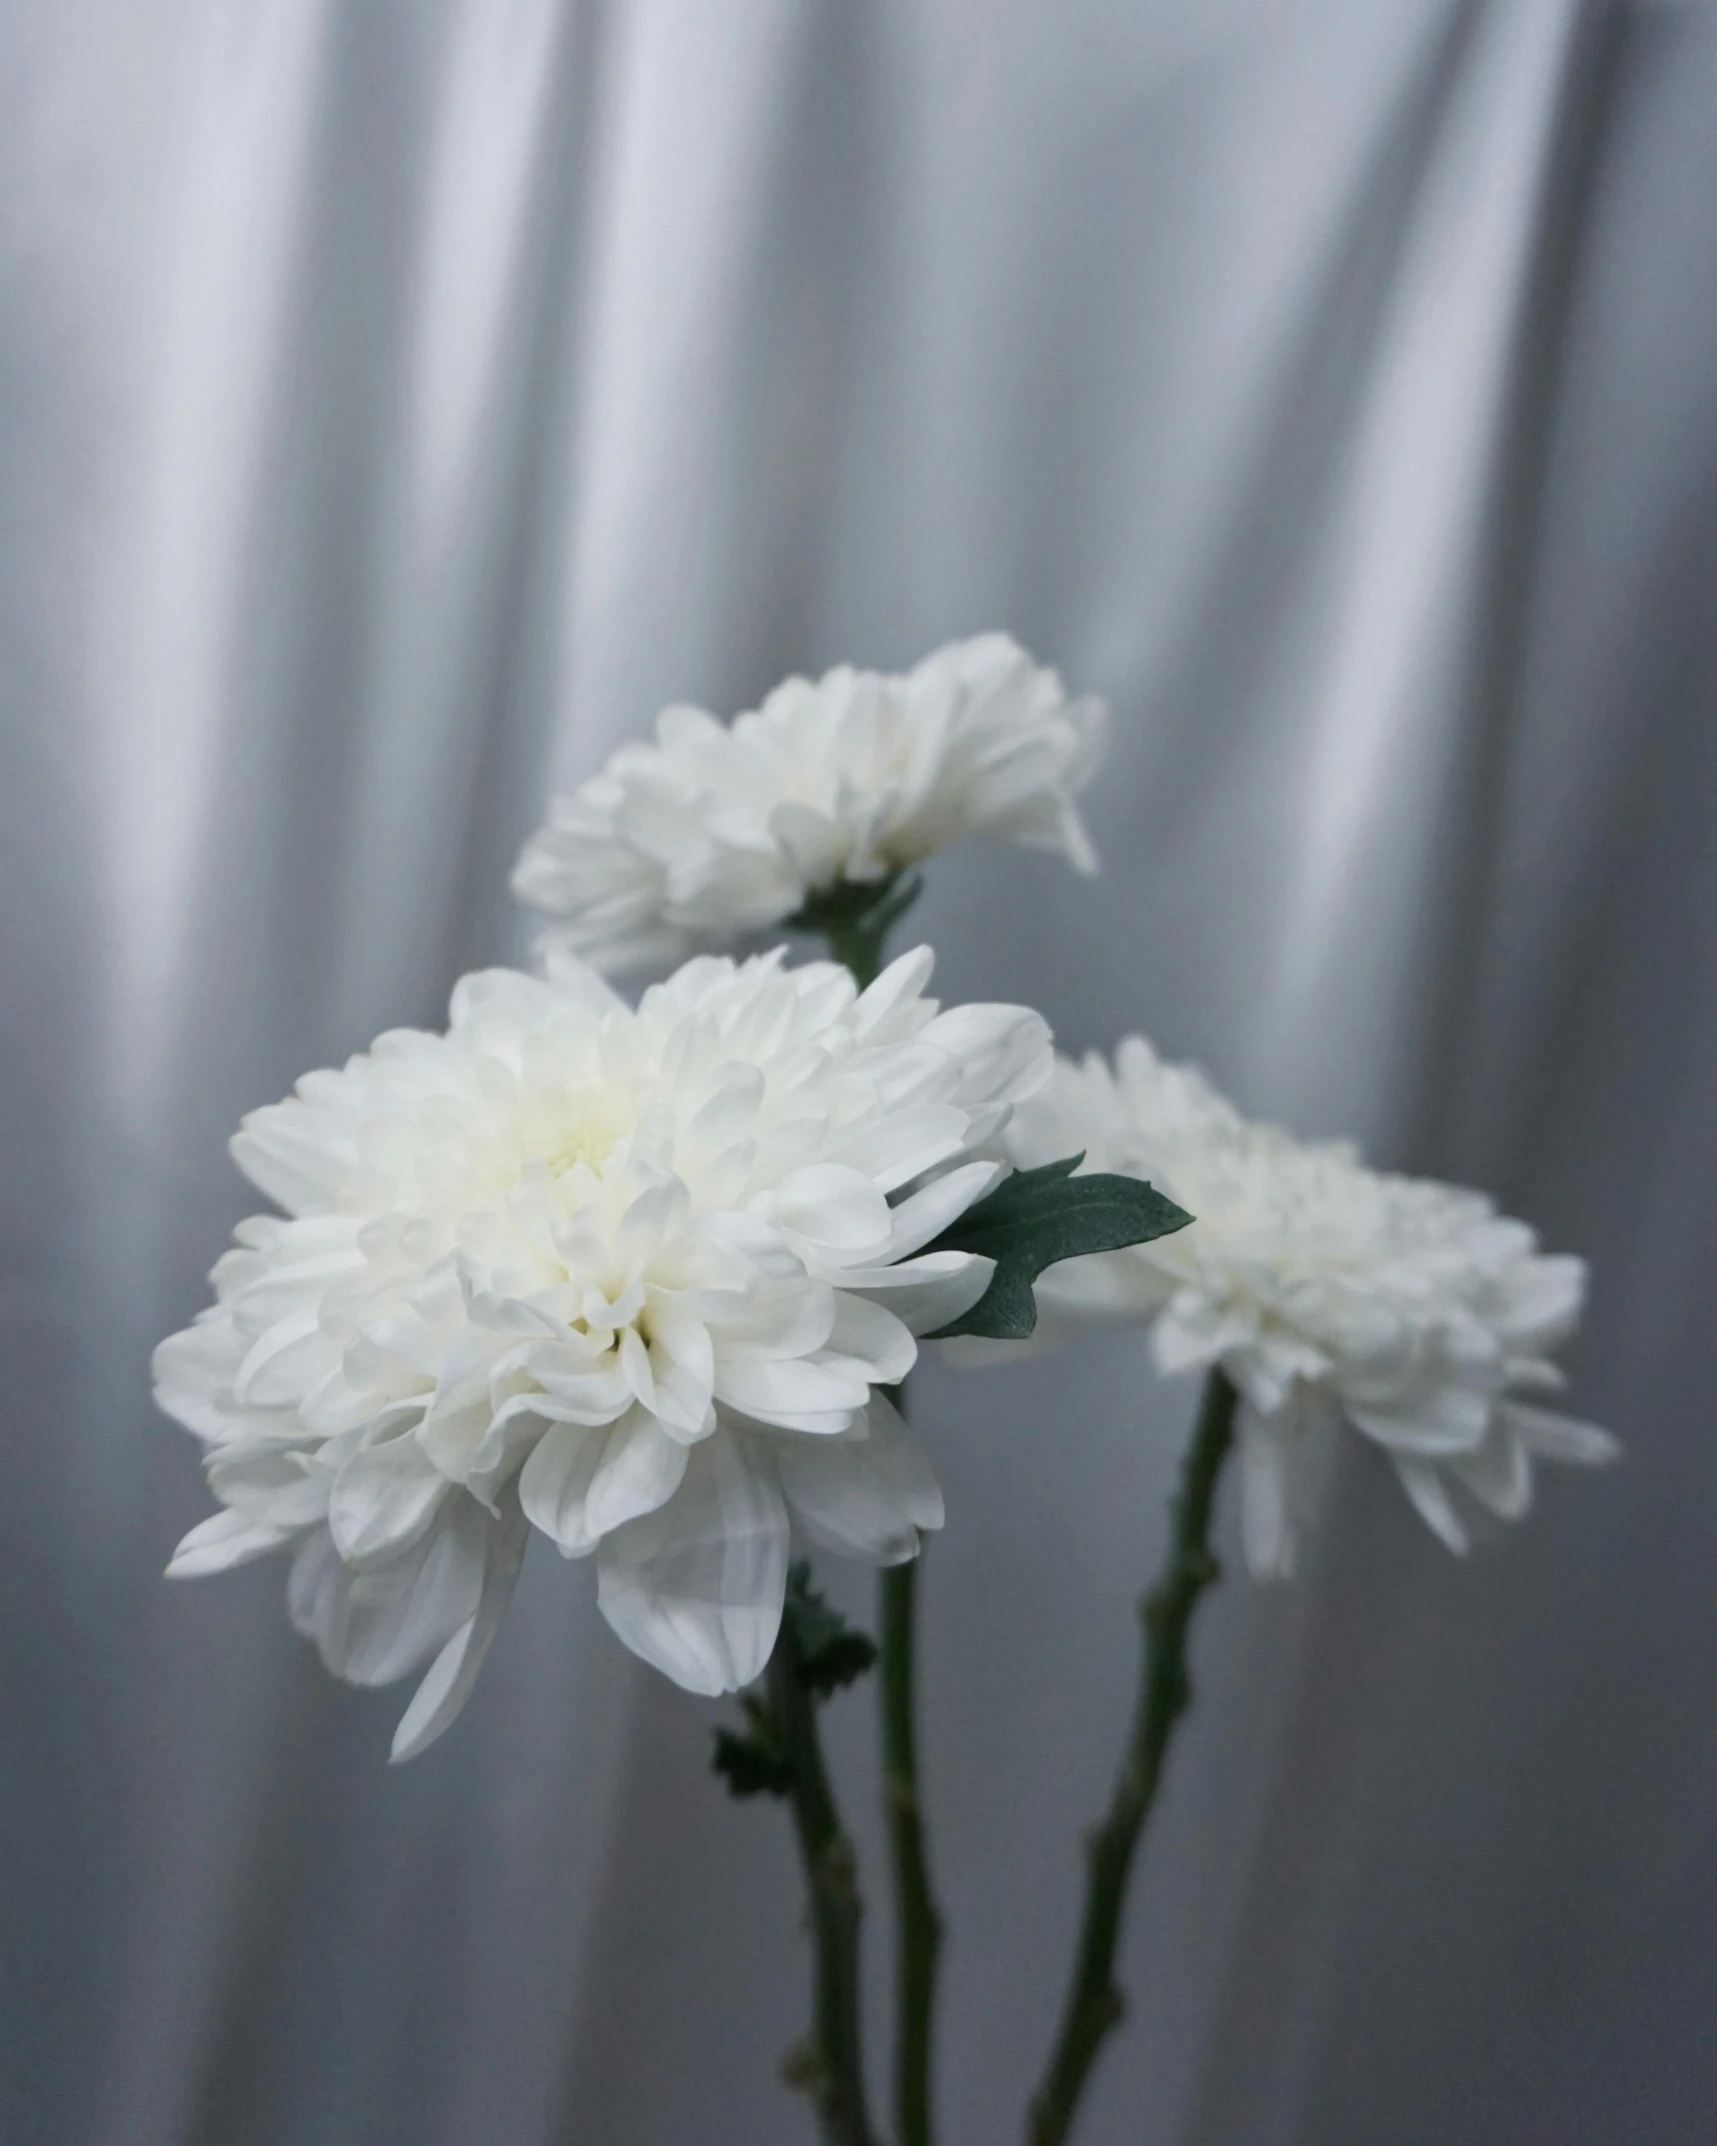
[512,633,1108,974]
[997,1038,1617,1578]
[155,946,1049,1758]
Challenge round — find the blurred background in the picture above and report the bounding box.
[5,0,1717,2140]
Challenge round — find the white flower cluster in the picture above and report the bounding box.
[155,947,1048,1757]
[1002,1038,1616,1577]
[512,633,1107,975]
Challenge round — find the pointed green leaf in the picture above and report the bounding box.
[782,1560,878,1696]
[711,1695,795,1798]
[924,1153,1192,1340]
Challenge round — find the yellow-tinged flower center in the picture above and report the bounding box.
[533,1084,632,1180]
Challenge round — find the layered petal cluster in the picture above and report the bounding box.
[155,947,1049,1756]
[512,633,1108,974]
[998,1038,1617,1576]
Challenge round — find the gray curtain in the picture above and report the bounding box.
[4,1,1715,2140]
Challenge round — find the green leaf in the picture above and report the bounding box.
[711,1696,794,1799]
[924,1153,1192,1340]
[782,1561,879,1697]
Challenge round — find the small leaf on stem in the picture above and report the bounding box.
[711,1565,878,1797]
[784,1561,880,1696]
[712,1695,795,1799]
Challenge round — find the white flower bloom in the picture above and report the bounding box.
[512,633,1108,974]
[155,947,1049,1757]
[996,1038,1617,1578]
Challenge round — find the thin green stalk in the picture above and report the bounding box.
[1026,1368,1239,2146]
[791,872,920,992]
[799,880,940,2140]
[881,1555,943,2146]
[767,1610,880,2146]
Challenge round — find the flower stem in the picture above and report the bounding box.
[790,872,921,991]
[767,1604,880,2146]
[881,1555,943,2146]
[1026,1367,1239,2146]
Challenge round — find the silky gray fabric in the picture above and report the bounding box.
[4,1,1715,2141]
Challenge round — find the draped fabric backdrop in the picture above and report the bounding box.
[4,1,1716,2140]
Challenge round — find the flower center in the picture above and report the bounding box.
[531,1084,632,1181]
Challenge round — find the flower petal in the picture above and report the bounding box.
[775,1392,942,1564]
[922,1003,1053,1108]
[519,1410,690,1556]
[289,1505,486,1690]
[1498,1400,1619,1466]
[884,1160,1006,1260]
[389,1499,530,1761]
[596,1433,788,1693]
[713,1353,870,1428]
[842,1251,996,1336]
[1236,1412,1296,1581]
[1450,1432,1533,1521]
[167,1507,299,1578]
[1392,1458,1469,1554]
[822,1292,916,1386]
[774,1165,893,1259]
[152,1312,250,1439]
[207,1440,330,1530]
[327,1434,452,1571]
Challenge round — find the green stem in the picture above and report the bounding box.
[790,871,920,991]
[768,1607,880,2146]
[1026,1368,1239,2146]
[881,1556,943,2146]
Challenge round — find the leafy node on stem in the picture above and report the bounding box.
[710,1565,878,1799]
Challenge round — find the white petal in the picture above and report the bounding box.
[461,1393,557,1506]
[448,965,561,1032]
[1392,1458,1469,1554]
[823,1292,916,1385]
[774,1164,893,1258]
[852,947,936,1039]
[390,1500,530,1761]
[167,1507,299,1578]
[1498,1401,1619,1466]
[884,1160,1006,1260]
[713,1354,870,1427]
[206,1441,330,1529]
[775,1392,942,1564]
[842,1251,996,1336]
[709,1280,835,1361]
[616,1174,691,1269]
[1347,1384,1492,1457]
[769,799,845,885]
[1451,1433,1533,1521]
[517,1422,605,1553]
[519,1411,689,1556]
[1236,1413,1296,1580]
[643,1293,716,1435]
[534,945,628,1019]
[1153,1305,1250,1378]
[230,1096,357,1215]
[597,1433,788,1693]
[219,1221,366,1325]
[586,1413,695,1538]
[289,1508,484,1689]
[619,1325,656,1410]
[327,1435,452,1570]
[827,1108,973,1195]
[153,1312,248,1438]
[233,1308,342,1409]
[922,1003,1053,1107]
